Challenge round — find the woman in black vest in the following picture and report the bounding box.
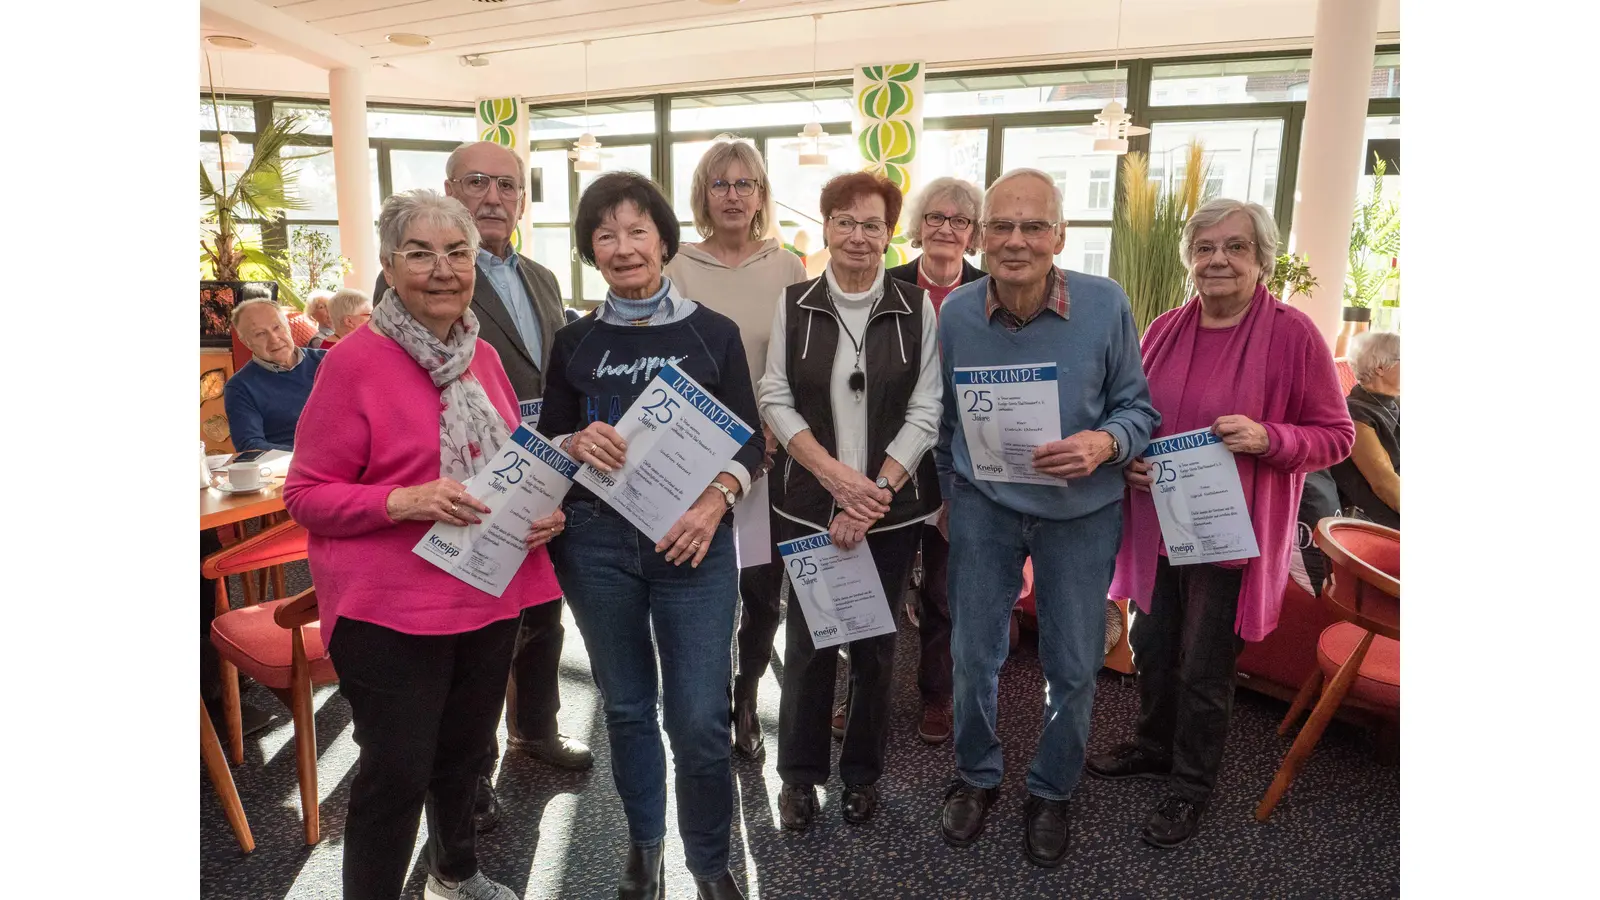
[757,171,944,830]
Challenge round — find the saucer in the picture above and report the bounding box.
[216,480,274,495]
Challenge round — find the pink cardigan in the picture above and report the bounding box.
[1110,288,1354,641]
[283,325,562,641]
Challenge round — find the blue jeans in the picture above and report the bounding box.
[947,478,1123,800]
[548,500,738,880]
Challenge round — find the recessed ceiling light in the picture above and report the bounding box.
[205,35,256,50]
[386,33,433,48]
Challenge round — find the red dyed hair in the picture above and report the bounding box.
[818,171,903,240]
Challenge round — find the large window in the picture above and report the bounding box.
[1000,127,1116,225]
[924,68,1127,117]
[671,86,853,133]
[920,129,989,190]
[1147,120,1284,207]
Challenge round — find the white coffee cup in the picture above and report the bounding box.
[226,462,274,491]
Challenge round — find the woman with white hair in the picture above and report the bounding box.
[1331,329,1400,528]
[304,289,336,348]
[664,139,805,760]
[323,287,373,348]
[285,189,565,900]
[1092,198,1354,849]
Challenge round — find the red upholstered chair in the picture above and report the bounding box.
[202,519,309,764]
[210,587,336,845]
[1256,518,1399,821]
[202,695,254,853]
[1334,357,1358,396]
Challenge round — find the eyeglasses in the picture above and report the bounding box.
[828,216,888,239]
[392,247,477,275]
[449,173,523,198]
[923,212,973,232]
[1189,240,1257,260]
[983,219,1060,241]
[709,178,761,198]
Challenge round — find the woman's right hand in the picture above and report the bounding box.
[1124,457,1154,493]
[386,478,491,525]
[821,461,892,521]
[565,421,628,473]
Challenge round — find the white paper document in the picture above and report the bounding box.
[778,531,895,649]
[1143,426,1261,566]
[734,478,773,569]
[414,425,578,597]
[518,398,543,430]
[954,363,1065,485]
[575,364,754,544]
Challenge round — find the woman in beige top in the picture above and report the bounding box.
[664,140,806,762]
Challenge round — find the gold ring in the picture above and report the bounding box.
[690,540,701,548]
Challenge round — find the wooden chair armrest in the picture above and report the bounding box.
[273,588,319,629]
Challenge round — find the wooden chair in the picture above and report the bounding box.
[1256,518,1399,821]
[203,519,309,763]
[209,587,335,844]
[202,695,254,853]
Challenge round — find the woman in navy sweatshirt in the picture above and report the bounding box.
[539,172,762,900]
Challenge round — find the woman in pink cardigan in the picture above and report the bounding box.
[285,190,565,900]
[1088,199,1354,849]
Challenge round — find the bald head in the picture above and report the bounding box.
[443,141,526,256]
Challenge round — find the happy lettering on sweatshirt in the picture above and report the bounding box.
[592,350,688,385]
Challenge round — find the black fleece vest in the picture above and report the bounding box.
[769,274,941,531]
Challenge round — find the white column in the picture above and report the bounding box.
[328,67,376,292]
[1286,0,1380,347]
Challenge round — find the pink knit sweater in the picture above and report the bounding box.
[283,325,562,641]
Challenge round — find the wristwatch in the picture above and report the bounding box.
[876,476,894,493]
[1098,430,1121,462]
[709,481,739,509]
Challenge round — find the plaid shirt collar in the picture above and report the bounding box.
[985,266,1070,331]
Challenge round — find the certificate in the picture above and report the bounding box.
[1143,426,1261,566]
[778,531,896,649]
[575,364,754,544]
[734,478,772,569]
[954,363,1065,485]
[518,398,542,430]
[413,425,578,597]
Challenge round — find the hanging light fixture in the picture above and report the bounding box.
[569,41,602,172]
[1071,0,1149,154]
[217,132,246,174]
[793,14,840,167]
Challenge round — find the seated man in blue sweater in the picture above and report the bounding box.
[223,299,326,452]
[933,168,1159,868]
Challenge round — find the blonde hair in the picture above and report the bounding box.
[690,139,778,241]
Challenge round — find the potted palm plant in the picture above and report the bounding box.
[1110,141,1211,335]
[1339,153,1400,354]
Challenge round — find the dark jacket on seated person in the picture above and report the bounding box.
[222,348,326,451]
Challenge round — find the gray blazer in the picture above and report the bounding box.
[374,252,565,401]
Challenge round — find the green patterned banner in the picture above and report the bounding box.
[853,63,924,266]
[476,97,527,253]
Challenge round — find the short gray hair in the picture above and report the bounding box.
[329,287,371,324]
[306,290,334,315]
[1180,198,1279,282]
[230,297,285,329]
[906,177,983,252]
[444,140,520,181]
[378,189,481,261]
[690,139,778,241]
[1348,329,1400,383]
[982,168,1065,223]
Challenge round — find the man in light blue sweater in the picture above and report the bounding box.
[932,169,1159,867]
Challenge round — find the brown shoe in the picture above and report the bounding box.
[918,700,952,745]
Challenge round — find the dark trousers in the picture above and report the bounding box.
[1130,556,1246,804]
[734,558,784,694]
[777,522,919,787]
[330,615,519,899]
[916,522,953,704]
[486,597,567,773]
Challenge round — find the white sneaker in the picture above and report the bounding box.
[423,871,520,900]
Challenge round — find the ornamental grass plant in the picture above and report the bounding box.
[1110,142,1210,334]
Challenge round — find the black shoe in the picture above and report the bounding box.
[1085,741,1171,781]
[939,781,998,847]
[472,775,501,833]
[695,871,746,900]
[1022,794,1071,868]
[778,783,817,832]
[1142,796,1205,848]
[204,700,277,738]
[618,842,665,900]
[842,784,878,824]
[509,733,595,771]
[731,683,764,759]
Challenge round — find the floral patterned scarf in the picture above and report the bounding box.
[368,289,509,483]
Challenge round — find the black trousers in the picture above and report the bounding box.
[1130,557,1246,804]
[776,522,919,787]
[915,522,953,704]
[330,615,519,899]
[502,598,568,742]
[734,554,785,695]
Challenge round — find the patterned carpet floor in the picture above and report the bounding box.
[201,562,1399,899]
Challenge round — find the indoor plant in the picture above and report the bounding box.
[1337,152,1400,352]
[1110,141,1210,335]
[289,226,353,300]
[1268,252,1318,300]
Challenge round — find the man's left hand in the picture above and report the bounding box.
[1033,430,1115,479]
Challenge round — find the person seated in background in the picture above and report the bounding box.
[223,299,326,452]
[304,290,337,348]
[1331,330,1400,529]
[324,287,373,347]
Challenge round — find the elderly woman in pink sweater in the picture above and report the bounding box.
[1088,198,1354,850]
[285,190,565,900]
